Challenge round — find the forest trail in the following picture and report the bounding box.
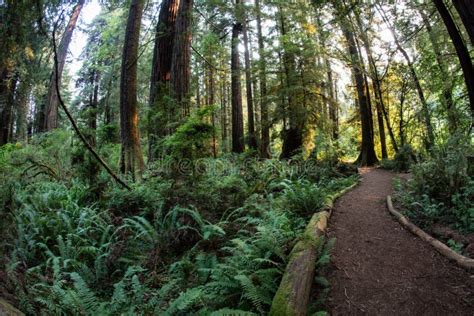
[326,168,473,315]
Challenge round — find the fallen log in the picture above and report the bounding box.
[270,181,359,316]
[386,195,474,270]
[0,298,24,316]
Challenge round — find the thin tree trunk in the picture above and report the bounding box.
[87,70,99,147]
[119,0,145,179]
[378,6,435,148]
[434,0,474,129]
[209,66,217,158]
[243,19,258,150]
[43,0,85,131]
[231,21,245,153]
[452,0,474,46]
[220,71,228,153]
[326,60,338,140]
[255,0,270,158]
[171,0,193,118]
[419,8,457,132]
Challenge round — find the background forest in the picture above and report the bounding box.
[0,0,473,314]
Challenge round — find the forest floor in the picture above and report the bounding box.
[326,168,473,315]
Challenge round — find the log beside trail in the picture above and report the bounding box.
[270,181,359,316]
[0,298,24,316]
[387,195,474,270]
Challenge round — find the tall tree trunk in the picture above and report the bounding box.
[87,70,99,147]
[0,69,16,145]
[378,6,435,148]
[148,0,180,160]
[221,71,229,153]
[326,60,338,140]
[15,79,31,142]
[243,19,258,150]
[208,66,217,157]
[452,0,474,46]
[255,0,270,158]
[171,0,193,118]
[119,0,145,179]
[231,21,245,153]
[337,10,378,166]
[354,11,388,157]
[279,5,303,159]
[434,0,474,129]
[419,8,457,132]
[43,0,85,131]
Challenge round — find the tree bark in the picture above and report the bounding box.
[255,0,270,158]
[148,0,180,160]
[119,0,145,179]
[279,5,303,159]
[452,0,474,46]
[231,21,245,153]
[434,0,474,129]
[354,11,388,158]
[243,19,258,150]
[43,0,85,131]
[0,69,16,145]
[171,0,193,118]
[15,79,31,142]
[339,17,378,166]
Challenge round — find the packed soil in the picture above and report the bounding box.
[326,168,473,315]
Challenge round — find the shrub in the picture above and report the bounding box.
[395,135,473,233]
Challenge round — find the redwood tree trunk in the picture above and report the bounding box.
[231,22,245,153]
[452,0,474,46]
[0,69,16,145]
[255,0,270,158]
[148,0,180,159]
[171,0,193,118]
[279,5,303,159]
[243,19,257,150]
[119,0,145,179]
[434,0,474,129]
[15,79,31,142]
[342,24,378,166]
[43,0,85,131]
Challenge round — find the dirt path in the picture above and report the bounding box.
[327,168,473,315]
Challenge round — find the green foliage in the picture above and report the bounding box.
[278,179,327,215]
[164,106,217,160]
[395,136,474,233]
[380,145,416,172]
[1,137,357,315]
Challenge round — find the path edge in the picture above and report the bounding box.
[269,179,360,316]
[387,195,474,270]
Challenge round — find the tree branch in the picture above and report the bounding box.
[52,22,131,191]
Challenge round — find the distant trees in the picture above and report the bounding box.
[2,0,474,169]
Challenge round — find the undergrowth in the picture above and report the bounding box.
[0,131,358,315]
[394,135,474,252]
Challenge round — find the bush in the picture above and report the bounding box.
[395,136,473,233]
